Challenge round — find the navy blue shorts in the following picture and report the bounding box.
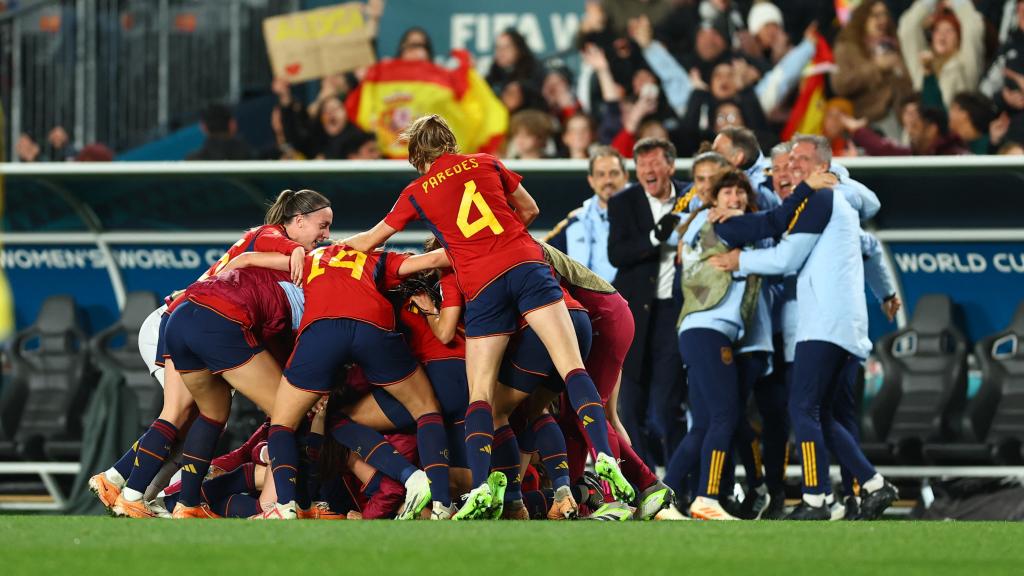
[501,309,593,394]
[370,358,469,429]
[464,262,564,338]
[164,301,263,374]
[370,358,470,468]
[284,318,419,393]
[154,311,171,367]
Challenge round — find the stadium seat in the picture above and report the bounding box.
[91,291,162,431]
[860,294,968,464]
[923,301,1024,464]
[0,367,29,460]
[7,295,93,460]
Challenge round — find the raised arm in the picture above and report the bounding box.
[341,219,398,253]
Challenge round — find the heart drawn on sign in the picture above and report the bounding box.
[285,62,302,76]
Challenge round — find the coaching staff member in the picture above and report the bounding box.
[608,137,691,467]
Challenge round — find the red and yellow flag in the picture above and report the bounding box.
[345,49,507,158]
[781,34,834,141]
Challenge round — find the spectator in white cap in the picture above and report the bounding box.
[747,1,791,65]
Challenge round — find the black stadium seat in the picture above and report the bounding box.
[860,294,968,463]
[0,372,29,460]
[924,301,1024,464]
[7,295,93,460]
[91,291,162,431]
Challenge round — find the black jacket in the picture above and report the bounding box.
[607,178,689,378]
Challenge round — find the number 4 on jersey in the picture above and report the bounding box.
[457,180,504,238]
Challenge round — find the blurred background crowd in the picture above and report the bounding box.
[11,0,1024,163]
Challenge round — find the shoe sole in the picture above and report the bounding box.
[452,487,491,521]
[637,488,670,520]
[114,501,157,519]
[690,505,739,521]
[859,491,898,521]
[88,476,120,514]
[595,456,636,503]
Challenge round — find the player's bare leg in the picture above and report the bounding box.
[524,302,635,502]
[219,351,282,413]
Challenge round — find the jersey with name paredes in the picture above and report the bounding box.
[398,272,467,363]
[297,245,409,335]
[199,224,304,282]
[384,153,544,300]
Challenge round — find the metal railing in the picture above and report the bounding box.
[0,0,299,161]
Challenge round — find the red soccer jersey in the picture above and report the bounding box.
[398,272,466,363]
[298,245,408,334]
[166,267,294,350]
[199,224,303,281]
[383,153,544,300]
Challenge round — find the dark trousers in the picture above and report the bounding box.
[752,336,791,493]
[619,298,686,467]
[724,352,770,496]
[831,356,863,497]
[664,328,738,500]
[791,341,877,496]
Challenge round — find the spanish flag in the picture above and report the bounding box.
[781,34,834,141]
[346,49,507,158]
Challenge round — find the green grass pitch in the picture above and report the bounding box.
[3,516,1023,575]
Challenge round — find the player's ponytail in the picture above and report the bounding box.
[265,188,331,225]
[401,114,459,173]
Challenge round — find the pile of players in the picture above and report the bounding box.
[88,114,671,522]
[87,115,900,522]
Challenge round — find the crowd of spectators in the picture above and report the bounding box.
[17,0,1024,162]
[252,0,1024,161]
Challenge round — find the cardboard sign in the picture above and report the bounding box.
[263,3,376,83]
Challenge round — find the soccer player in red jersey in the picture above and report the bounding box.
[91,189,332,518]
[164,265,305,518]
[255,243,454,520]
[341,114,634,519]
[539,244,674,520]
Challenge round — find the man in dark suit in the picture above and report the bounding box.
[608,137,691,467]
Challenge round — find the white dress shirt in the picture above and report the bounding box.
[645,183,678,300]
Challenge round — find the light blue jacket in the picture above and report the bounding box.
[770,168,883,361]
[748,153,781,211]
[831,163,880,221]
[738,186,873,359]
[861,231,898,303]
[771,232,896,362]
[278,281,305,331]
[560,196,618,284]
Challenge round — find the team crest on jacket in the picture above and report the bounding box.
[721,347,733,365]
